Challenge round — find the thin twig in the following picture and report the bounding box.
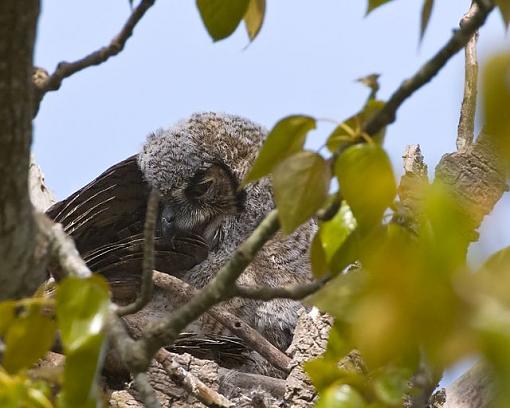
[133,372,162,408]
[155,349,234,408]
[362,1,493,137]
[136,210,280,365]
[457,1,479,151]
[40,214,92,279]
[117,189,159,316]
[234,276,330,302]
[153,271,291,372]
[33,0,156,114]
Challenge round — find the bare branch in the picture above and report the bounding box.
[33,0,156,114]
[155,349,234,408]
[118,189,159,316]
[152,270,292,373]
[457,2,480,151]
[133,372,162,408]
[234,277,329,302]
[40,214,92,280]
[136,210,280,367]
[362,1,493,137]
[218,368,286,400]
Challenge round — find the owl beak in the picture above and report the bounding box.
[160,205,176,241]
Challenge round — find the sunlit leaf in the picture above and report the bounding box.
[372,367,412,406]
[196,0,250,41]
[319,202,357,262]
[495,0,510,27]
[0,371,54,408]
[311,233,329,278]
[3,305,56,374]
[307,268,365,321]
[366,0,395,15]
[56,276,109,352]
[474,298,510,407]
[243,115,316,185]
[475,246,510,309]
[482,52,510,162]
[244,0,265,41]
[272,151,330,234]
[0,300,16,336]
[58,335,104,408]
[335,144,396,230]
[56,275,110,408]
[316,383,366,408]
[305,357,346,392]
[419,0,434,42]
[327,100,385,153]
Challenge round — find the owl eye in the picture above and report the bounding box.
[187,179,213,199]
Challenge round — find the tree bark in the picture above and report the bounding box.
[0,0,46,300]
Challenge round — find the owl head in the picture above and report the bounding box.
[138,112,271,250]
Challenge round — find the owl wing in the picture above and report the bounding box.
[46,156,209,302]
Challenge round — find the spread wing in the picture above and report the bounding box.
[46,156,209,303]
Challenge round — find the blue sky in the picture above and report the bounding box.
[33,1,508,260]
[32,0,509,386]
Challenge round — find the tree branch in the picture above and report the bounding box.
[33,0,156,115]
[362,1,493,137]
[135,210,280,368]
[152,271,291,373]
[233,277,329,302]
[117,189,159,316]
[457,2,479,151]
[133,372,162,408]
[155,349,234,408]
[0,0,46,300]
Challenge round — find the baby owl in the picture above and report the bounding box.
[47,112,314,351]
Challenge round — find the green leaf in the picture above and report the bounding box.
[311,232,329,278]
[58,335,104,408]
[3,305,57,374]
[243,115,316,185]
[495,0,510,27]
[475,246,510,309]
[319,202,357,262]
[373,367,412,405]
[196,0,250,41]
[474,298,510,407]
[317,383,366,408]
[244,0,265,41]
[366,0,394,15]
[327,100,385,153]
[419,0,434,43]
[272,151,330,234]
[56,276,110,408]
[0,300,16,336]
[335,144,396,229]
[482,52,510,161]
[306,267,366,320]
[305,357,346,392]
[56,276,109,352]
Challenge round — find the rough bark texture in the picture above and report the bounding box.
[0,0,46,300]
[29,155,56,212]
[278,308,333,408]
[435,132,508,243]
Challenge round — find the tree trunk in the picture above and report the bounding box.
[0,0,45,300]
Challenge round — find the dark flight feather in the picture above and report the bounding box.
[46,156,209,303]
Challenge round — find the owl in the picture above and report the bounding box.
[47,112,314,351]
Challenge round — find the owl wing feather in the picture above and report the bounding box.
[46,155,209,302]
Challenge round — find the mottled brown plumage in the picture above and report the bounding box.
[47,112,315,352]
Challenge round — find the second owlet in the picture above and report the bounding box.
[47,112,315,351]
